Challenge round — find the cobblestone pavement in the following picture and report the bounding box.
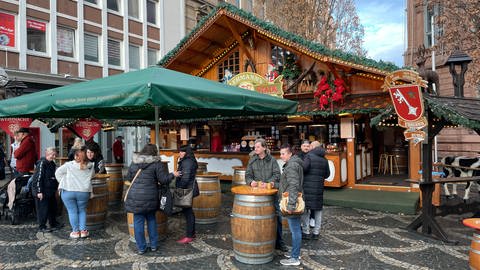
[0,191,474,270]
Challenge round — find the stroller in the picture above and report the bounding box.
[0,174,35,224]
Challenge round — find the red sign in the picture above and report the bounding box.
[0,118,33,137]
[71,119,102,141]
[27,19,46,32]
[388,85,424,122]
[0,12,16,47]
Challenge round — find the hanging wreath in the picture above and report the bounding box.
[314,77,346,110]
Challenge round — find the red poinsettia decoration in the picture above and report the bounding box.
[314,77,346,110]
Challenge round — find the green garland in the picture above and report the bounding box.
[425,98,480,130]
[159,2,399,72]
[369,106,394,127]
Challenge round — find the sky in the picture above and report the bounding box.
[355,0,405,67]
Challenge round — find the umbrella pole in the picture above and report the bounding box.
[155,106,160,149]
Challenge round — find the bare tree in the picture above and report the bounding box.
[260,0,366,56]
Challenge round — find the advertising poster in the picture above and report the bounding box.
[0,12,16,47]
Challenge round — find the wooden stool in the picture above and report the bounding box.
[378,153,389,174]
[387,154,400,175]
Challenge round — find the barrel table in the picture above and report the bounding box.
[126,211,168,242]
[86,174,109,230]
[463,218,480,269]
[193,172,222,224]
[231,185,278,264]
[232,166,247,187]
[105,164,124,205]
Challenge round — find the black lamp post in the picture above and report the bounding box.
[4,78,27,98]
[444,49,472,98]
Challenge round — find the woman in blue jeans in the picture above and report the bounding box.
[55,146,94,239]
[124,144,180,254]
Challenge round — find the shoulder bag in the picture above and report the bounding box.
[123,169,142,202]
[279,191,305,215]
[159,185,173,215]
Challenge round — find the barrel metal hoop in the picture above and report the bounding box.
[196,179,219,183]
[87,212,107,217]
[192,207,219,211]
[235,195,272,202]
[472,235,480,243]
[471,248,480,255]
[234,201,272,207]
[232,238,275,246]
[231,213,275,220]
[200,190,220,195]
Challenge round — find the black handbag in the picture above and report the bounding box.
[173,188,194,208]
[159,185,173,215]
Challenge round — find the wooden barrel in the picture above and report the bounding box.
[105,164,124,205]
[470,232,480,270]
[197,162,208,174]
[126,211,167,242]
[391,147,408,175]
[232,166,247,186]
[192,172,221,224]
[86,174,109,230]
[231,193,276,264]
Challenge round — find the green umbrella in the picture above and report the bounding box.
[0,67,297,120]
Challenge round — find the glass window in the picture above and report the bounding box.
[84,33,99,62]
[246,0,253,12]
[27,19,47,53]
[217,50,240,82]
[271,45,297,73]
[107,0,120,12]
[57,27,75,58]
[147,0,157,24]
[108,39,121,66]
[147,49,158,66]
[85,0,97,4]
[129,44,140,70]
[128,0,140,19]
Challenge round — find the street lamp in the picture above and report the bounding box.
[4,77,27,98]
[444,49,472,98]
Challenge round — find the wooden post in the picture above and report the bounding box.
[346,137,356,187]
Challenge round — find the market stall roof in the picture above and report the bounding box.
[0,67,297,120]
[159,3,398,77]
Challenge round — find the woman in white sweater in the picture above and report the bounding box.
[55,146,94,239]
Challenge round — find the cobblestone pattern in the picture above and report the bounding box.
[0,192,473,269]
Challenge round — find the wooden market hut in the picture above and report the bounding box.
[156,3,422,195]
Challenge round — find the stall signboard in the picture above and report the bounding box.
[228,72,284,98]
[71,118,102,141]
[383,70,427,144]
[26,19,46,32]
[0,118,32,137]
[0,12,16,47]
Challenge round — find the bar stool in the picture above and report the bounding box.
[378,153,389,174]
[387,154,400,175]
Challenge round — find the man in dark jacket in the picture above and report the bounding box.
[14,128,37,178]
[32,147,62,232]
[245,138,287,251]
[301,141,330,240]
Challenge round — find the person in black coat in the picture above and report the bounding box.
[0,143,6,180]
[175,145,199,244]
[32,147,62,232]
[301,141,330,240]
[86,144,106,174]
[125,144,180,254]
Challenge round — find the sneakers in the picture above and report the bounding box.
[284,254,302,259]
[312,233,319,240]
[280,258,301,266]
[70,231,80,239]
[309,218,315,227]
[137,249,146,255]
[176,237,194,244]
[150,247,157,252]
[80,230,89,238]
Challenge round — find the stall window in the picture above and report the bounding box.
[128,0,140,19]
[84,33,99,62]
[217,50,240,82]
[108,0,120,12]
[147,49,157,66]
[271,45,297,73]
[108,39,121,66]
[27,19,47,53]
[129,44,140,70]
[147,0,157,24]
[57,27,75,58]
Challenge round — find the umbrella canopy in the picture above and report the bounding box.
[0,67,297,120]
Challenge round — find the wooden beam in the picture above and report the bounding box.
[221,16,255,67]
[197,36,226,50]
[286,62,316,93]
[186,48,212,59]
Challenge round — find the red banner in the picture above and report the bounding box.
[27,19,46,32]
[0,12,16,47]
[0,118,33,137]
[71,119,102,141]
[388,85,424,122]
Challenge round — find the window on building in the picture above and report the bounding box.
[217,50,239,82]
[235,0,240,7]
[128,0,140,19]
[84,33,99,62]
[246,0,253,12]
[27,19,47,53]
[147,49,158,66]
[424,4,442,48]
[57,27,75,58]
[147,0,157,24]
[271,45,296,73]
[129,44,140,70]
[85,0,97,4]
[108,0,120,12]
[108,39,121,66]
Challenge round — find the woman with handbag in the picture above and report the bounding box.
[278,144,304,266]
[124,144,180,255]
[175,145,199,244]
